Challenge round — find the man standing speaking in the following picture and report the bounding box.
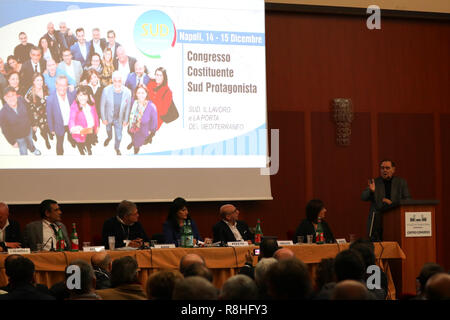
[361,159,411,241]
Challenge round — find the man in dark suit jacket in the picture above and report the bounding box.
[13,32,35,63]
[23,199,70,252]
[361,159,411,241]
[70,28,92,68]
[43,22,61,62]
[56,21,77,50]
[0,202,22,252]
[90,27,107,59]
[213,204,254,244]
[46,75,76,155]
[19,46,46,93]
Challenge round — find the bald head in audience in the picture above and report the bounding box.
[273,248,295,260]
[331,280,372,300]
[179,253,206,275]
[425,273,450,300]
[91,251,112,272]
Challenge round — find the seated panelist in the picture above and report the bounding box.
[101,200,149,249]
[294,199,335,244]
[212,204,253,244]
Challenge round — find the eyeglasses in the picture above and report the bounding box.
[380,166,392,170]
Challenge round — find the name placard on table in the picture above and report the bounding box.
[227,241,249,247]
[153,244,176,249]
[7,248,31,254]
[277,240,293,246]
[82,246,105,252]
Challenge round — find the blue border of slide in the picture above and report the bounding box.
[0,0,133,28]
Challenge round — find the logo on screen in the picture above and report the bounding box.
[134,10,176,59]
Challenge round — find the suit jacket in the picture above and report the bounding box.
[57,60,83,85]
[20,59,47,94]
[294,219,335,244]
[23,220,70,252]
[361,176,410,240]
[361,176,411,212]
[96,284,146,300]
[212,220,254,243]
[43,32,61,62]
[0,220,22,250]
[100,85,131,123]
[56,30,77,50]
[113,56,137,74]
[125,73,150,93]
[70,41,92,68]
[46,90,76,136]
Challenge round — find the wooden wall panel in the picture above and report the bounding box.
[440,115,450,271]
[377,113,436,199]
[311,112,372,240]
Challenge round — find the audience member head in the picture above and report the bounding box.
[7,256,35,287]
[172,276,218,300]
[91,251,112,273]
[107,30,116,45]
[254,257,277,289]
[4,254,23,278]
[66,259,96,296]
[183,262,213,283]
[273,248,295,261]
[305,199,327,224]
[349,238,376,269]
[7,72,20,91]
[112,71,123,91]
[116,46,127,64]
[3,87,18,108]
[424,272,450,300]
[219,275,259,300]
[179,253,206,275]
[103,48,113,63]
[259,237,279,259]
[168,197,190,230]
[55,75,69,97]
[90,53,102,70]
[334,249,365,282]
[110,256,139,287]
[39,199,62,223]
[145,269,183,300]
[315,258,336,291]
[134,61,146,77]
[266,258,312,300]
[46,58,57,77]
[75,85,94,108]
[18,31,28,45]
[116,200,139,225]
[331,280,372,300]
[416,263,445,296]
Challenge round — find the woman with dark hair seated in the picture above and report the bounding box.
[294,199,335,244]
[163,197,203,246]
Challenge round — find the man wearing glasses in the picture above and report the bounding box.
[361,159,411,241]
[212,204,254,244]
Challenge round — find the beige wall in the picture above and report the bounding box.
[266,0,450,14]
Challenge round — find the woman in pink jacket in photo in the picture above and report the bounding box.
[69,85,99,155]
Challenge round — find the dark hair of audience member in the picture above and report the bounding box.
[315,258,336,291]
[145,269,183,300]
[334,249,366,282]
[7,256,35,286]
[416,262,445,295]
[183,262,213,283]
[266,258,312,300]
[110,256,139,287]
[259,237,279,259]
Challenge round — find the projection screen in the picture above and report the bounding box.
[0,0,272,204]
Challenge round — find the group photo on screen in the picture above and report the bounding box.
[0,23,178,157]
